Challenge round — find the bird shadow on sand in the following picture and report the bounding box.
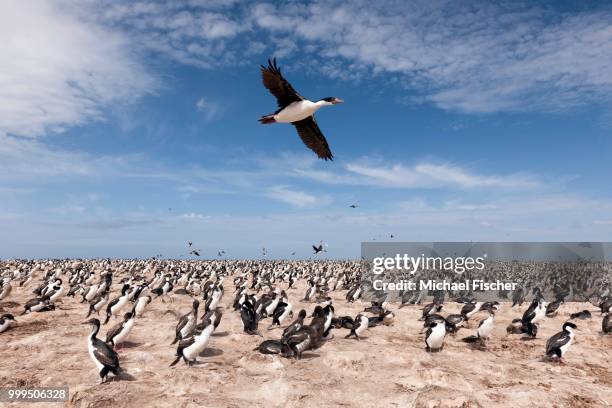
[199,347,223,357]
[294,352,320,361]
[0,301,20,309]
[466,343,489,352]
[102,371,137,383]
[118,341,142,349]
[12,320,49,335]
[212,331,229,337]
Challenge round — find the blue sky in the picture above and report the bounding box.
[1,0,612,259]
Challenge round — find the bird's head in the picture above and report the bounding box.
[319,97,344,105]
[82,318,100,327]
[563,321,578,332]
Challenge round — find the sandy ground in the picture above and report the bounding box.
[0,274,610,408]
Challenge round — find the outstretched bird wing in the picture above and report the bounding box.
[260,58,304,108]
[293,117,333,161]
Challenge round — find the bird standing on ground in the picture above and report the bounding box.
[106,312,136,349]
[172,300,200,344]
[83,318,122,383]
[259,58,343,161]
[545,322,577,363]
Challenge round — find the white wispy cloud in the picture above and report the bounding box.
[250,1,612,113]
[294,159,540,191]
[182,212,210,221]
[93,0,250,68]
[0,136,139,182]
[0,1,156,138]
[195,97,222,120]
[5,0,611,144]
[265,185,325,208]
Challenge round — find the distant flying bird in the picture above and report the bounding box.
[190,250,200,257]
[188,242,192,247]
[390,234,394,239]
[312,241,327,254]
[349,204,358,208]
[218,251,225,257]
[259,58,343,161]
[291,252,296,256]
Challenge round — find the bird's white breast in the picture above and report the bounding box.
[533,304,547,324]
[183,326,214,360]
[560,332,574,356]
[112,296,128,314]
[0,320,14,333]
[355,317,368,336]
[266,297,280,315]
[114,319,135,344]
[135,299,147,316]
[427,325,446,348]
[279,304,292,324]
[50,286,65,301]
[478,317,494,338]
[88,341,104,371]
[209,291,221,310]
[274,100,318,123]
[85,285,98,301]
[31,302,46,312]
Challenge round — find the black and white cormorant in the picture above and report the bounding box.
[21,296,55,315]
[421,302,443,320]
[172,300,199,344]
[425,320,446,352]
[105,312,136,348]
[545,322,577,362]
[282,309,306,342]
[132,295,151,317]
[569,310,592,320]
[269,301,293,329]
[519,298,547,338]
[259,58,343,161]
[83,318,122,383]
[283,325,316,360]
[240,299,259,335]
[254,339,293,357]
[345,314,369,340]
[170,318,215,367]
[86,292,108,318]
[104,284,130,325]
[0,313,17,333]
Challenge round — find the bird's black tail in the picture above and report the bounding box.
[259,115,276,124]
